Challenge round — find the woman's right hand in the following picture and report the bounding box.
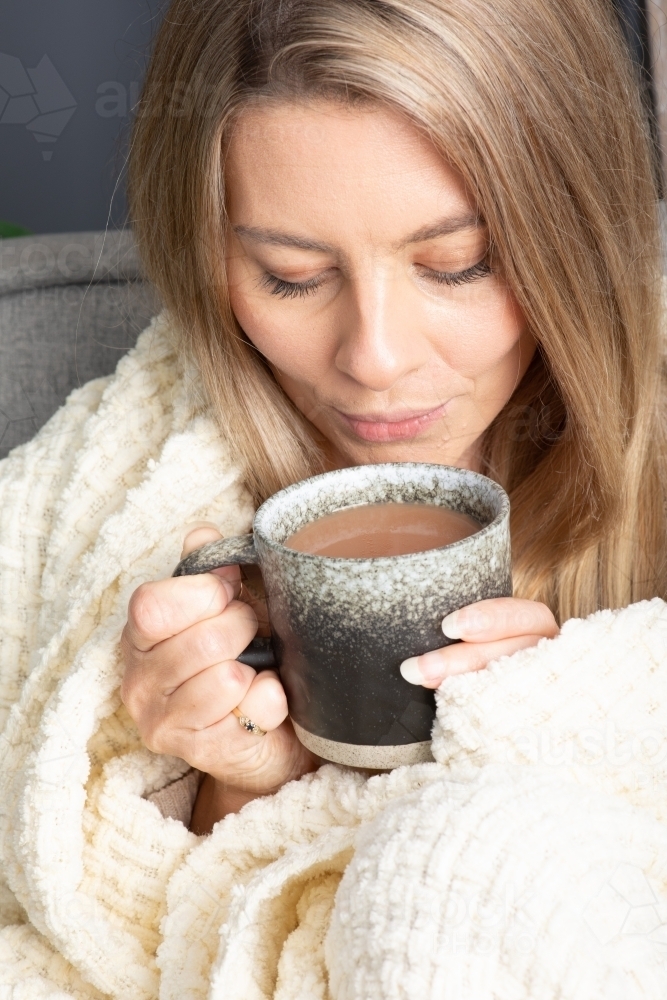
[120,523,317,828]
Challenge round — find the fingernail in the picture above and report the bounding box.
[399,656,423,685]
[441,611,462,639]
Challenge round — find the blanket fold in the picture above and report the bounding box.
[1,312,667,999]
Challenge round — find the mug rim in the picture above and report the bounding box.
[252,461,510,564]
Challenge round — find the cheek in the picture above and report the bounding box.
[431,284,526,377]
[234,304,326,380]
[227,267,324,377]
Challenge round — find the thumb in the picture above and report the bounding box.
[181,521,223,557]
[180,522,242,588]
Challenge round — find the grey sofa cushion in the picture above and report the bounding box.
[0,230,160,459]
[2,211,666,462]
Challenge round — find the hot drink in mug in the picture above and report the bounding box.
[173,462,511,769]
[284,502,481,558]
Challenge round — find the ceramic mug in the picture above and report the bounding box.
[172,462,511,769]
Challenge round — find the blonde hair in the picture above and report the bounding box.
[129,0,667,622]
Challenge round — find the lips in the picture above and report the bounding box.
[335,402,448,442]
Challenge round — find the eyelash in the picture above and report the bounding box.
[260,257,492,299]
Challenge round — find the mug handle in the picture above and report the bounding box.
[172,534,276,670]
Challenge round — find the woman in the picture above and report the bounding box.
[1,0,667,997]
[122,0,666,835]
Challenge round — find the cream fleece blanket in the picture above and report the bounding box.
[2,313,667,999]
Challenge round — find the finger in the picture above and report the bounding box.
[150,599,258,696]
[182,523,242,590]
[400,633,545,688]
[441,598,558,643]
[162,657,257,732]
[124,573,236,652]
[234,670,289,734]
[179,714,311,796]
[181,522,223,556]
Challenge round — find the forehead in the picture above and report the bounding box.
[224,99,476,244]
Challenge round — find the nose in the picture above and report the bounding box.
[334,267,425,392]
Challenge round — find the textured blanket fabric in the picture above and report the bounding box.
[1,313,667,999]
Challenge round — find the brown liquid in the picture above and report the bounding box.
[285,502,481,558]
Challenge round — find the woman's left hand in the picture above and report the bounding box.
[399,597,559,689]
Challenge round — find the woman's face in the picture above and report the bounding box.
[225,100,535,471]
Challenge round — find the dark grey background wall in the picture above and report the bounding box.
[0,1,165,235]
[0,0,658,236]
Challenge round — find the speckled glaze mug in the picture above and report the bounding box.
[173,463,511,769]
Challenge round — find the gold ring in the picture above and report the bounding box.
[231,705,267,737]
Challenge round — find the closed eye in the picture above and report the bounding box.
[416,257,492,287]
[260,256,492,298]
[260,272,326,298]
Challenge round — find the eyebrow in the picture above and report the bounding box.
[232,211,482,254]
